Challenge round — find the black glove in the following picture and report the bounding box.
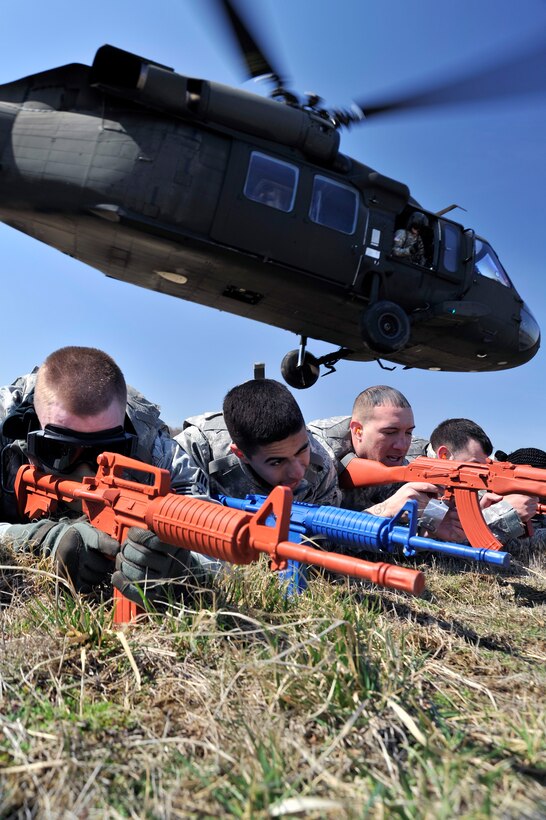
[54,523,119,592]
[4,519,119,593]
[112,527,202,607]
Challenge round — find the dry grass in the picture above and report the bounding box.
[0,545,544,818]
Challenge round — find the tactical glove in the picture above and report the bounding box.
[3,519,119,592]
[112,526,220,607]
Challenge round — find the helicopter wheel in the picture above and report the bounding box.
[281,349,320,389]
[360,300,411,353]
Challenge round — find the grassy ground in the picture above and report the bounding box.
[0,543,544,819]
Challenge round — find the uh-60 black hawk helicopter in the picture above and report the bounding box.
[0,1,542,387]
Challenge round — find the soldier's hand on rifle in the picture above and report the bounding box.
[367,481,439,518]
[2,519,119,592]
[111,527,204,607]
[480,491,503,509]
[481,492,538,524]
[497,493,537,523]
[434,507,466,543]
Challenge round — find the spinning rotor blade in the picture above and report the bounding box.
[354,33,546,119]
[214,0,289,88]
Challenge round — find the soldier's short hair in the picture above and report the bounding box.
[430,418,493,457]
[352,385,411,419]
[223,379,305,455]
[35,346,127,418]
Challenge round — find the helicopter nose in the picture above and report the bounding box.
[518,303,541,352]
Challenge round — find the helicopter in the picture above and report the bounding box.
[0,1,542,388]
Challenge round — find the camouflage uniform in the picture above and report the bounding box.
[392,229,426,266]
[307,415,415,511]
[0,370,196,523]
[503,527,546,557]
[406,437,434,461]
[176,411,341,505]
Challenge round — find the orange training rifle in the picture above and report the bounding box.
[341,456,546,551]
[15,452,426,623]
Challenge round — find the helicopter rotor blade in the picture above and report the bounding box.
[354,32,546,119]
[213,0,289,88]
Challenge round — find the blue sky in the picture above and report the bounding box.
[1,0,546,451]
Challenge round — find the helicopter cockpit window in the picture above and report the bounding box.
[309,176,358,234]
[473,238,512,288]
[244,152,298,212]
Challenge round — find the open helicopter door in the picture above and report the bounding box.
[211,142,366,286]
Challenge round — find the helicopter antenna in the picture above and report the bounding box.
[376,359,397,372]
[435,204,468,217]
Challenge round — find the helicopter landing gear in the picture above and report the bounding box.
[281,338,355,389]
[360,300,410,353]
[281,336,320,389]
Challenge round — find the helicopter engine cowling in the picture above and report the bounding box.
[90,45,191,116]
[90,45,340,165]
[193,81,340,164]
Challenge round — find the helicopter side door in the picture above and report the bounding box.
[434,218,468,284]
[210,142,365,285]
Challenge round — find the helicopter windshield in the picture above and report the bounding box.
[474,238,512,288]
[518,304,541,351]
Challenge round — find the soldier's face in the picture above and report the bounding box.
[350,405,415,465]
[34,395,126,479]
[234,427,311,490]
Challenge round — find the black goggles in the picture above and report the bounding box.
[27,424,138,474]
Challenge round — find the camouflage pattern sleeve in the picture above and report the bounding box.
[306,436,341,507]
[501,527,546,558]
[0,372,37,436]
[392,228,411,257]
[152,430,209,496]
[173,426,213,497]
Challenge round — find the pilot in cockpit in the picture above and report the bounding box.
[392,212,428,266]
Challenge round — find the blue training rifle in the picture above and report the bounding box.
[215,494,510,592]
